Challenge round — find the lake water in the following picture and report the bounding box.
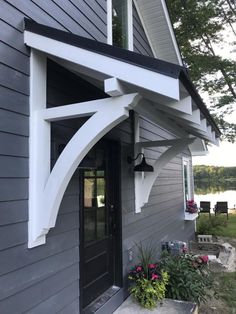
[194,181,236,211]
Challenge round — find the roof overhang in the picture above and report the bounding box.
[24,19,221,145]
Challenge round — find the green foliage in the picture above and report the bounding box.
[160,253,214,304]
[197,215,227,235]
[193,165,236,181]
[167,0,236,142]
[129,271,169,309]
[128,242,169,309]
[197,214,236,237]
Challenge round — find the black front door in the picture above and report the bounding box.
[79,140,121,310]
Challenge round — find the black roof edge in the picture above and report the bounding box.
[24,18,221,138]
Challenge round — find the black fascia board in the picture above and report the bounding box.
[24,18,221,137]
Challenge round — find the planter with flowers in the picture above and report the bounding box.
[186,199,198,214]
[185,199,199,220]
[128,244,169,309]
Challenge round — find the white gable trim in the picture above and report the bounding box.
[160,0,183,65]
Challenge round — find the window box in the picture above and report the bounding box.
[184,212,198,221]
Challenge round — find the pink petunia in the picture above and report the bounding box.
[148,263,156,269]
[151,274,159,280]
[136,266,142,271]
[200,255,209,263]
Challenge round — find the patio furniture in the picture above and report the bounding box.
[214,202,229,219]
[199,201,211,218]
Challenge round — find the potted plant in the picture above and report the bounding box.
[128,244,169,309]
[186,199,198,214]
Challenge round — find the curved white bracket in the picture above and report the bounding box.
[134,138,195,213]
[29,91,140,246]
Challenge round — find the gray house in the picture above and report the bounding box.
[0,0,220,313]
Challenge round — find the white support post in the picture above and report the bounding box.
[29,50,50,247]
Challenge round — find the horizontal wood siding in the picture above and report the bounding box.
[0,1,107,312]
[119,116,195,282]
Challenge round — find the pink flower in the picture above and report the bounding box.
[200,255,209,264]
[136,266,142,272]
[151,274,159,280]
[148,263,156,269]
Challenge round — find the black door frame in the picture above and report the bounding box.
[79,139,123,312]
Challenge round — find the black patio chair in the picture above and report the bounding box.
[214,201,229,219]
[199,201,211,218]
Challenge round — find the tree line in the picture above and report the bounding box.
[194,165,236,181]
[167,0,236,142]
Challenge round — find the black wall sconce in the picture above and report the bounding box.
[127,153,154,172]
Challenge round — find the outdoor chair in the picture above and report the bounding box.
[199,201,211,218]
[214,202,229,219]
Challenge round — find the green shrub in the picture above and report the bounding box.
[160,253,214,304]
[197,216,227,235]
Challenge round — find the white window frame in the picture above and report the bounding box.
[107,0,133,50]
[182,157,191,210]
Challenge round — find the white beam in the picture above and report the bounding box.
[135,138,191,148]
[135,99,188,138]
[104,78,126,96]
[24,31,180,100]
[164,96,192,115]
[41,96,136,121]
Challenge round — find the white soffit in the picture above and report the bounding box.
[134,0,182,65]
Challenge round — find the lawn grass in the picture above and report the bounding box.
[197,213,236,237]
[216,272,236,309]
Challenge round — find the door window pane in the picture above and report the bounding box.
[84,178,95,207]
[97,178,105,208]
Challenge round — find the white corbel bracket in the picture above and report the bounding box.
[134,137,196,213]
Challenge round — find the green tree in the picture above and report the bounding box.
[167,0,236,142]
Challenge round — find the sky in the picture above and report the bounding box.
[193,108,236,167]
[192,24,236,168]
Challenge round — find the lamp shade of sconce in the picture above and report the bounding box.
[127,153,154,172]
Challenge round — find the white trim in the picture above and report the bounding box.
[182,157,192,211]
[24,31,180,101]
[127,0,133,51]
[161,0,183,65]
[107,0,113,45]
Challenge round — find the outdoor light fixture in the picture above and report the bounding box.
[127,153,154,172]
